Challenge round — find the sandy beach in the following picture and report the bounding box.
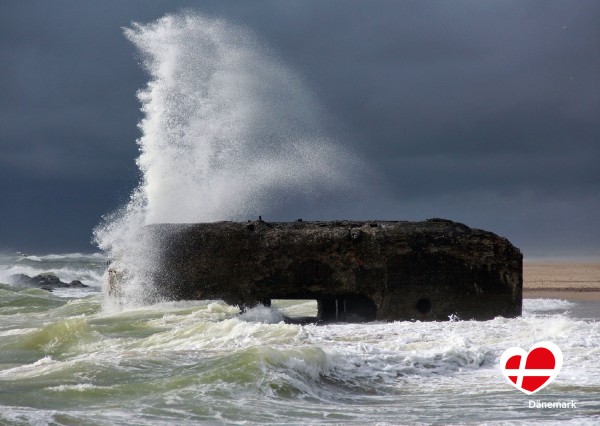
[524,261,600,301]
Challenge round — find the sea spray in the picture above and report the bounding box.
[94,13,363,306]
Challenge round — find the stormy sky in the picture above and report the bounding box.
[1,0,599,256]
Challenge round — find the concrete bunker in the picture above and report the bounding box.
[110,219,523,321]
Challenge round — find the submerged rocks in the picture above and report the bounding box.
[7,273,88,291]
[111,219,523,322]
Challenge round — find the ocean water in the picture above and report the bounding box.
[0,253,599,425]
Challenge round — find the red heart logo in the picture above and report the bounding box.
[500,341,563,394]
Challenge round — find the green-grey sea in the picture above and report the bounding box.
[1,253,599,425]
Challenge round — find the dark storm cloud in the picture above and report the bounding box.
[1,0,599,255]
[0,2,144,179]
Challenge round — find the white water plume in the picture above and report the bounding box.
[94,13,363,305]
[127,13,360,223]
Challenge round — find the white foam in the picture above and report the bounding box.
[0,328,38,337]
[239,305,285,324]
[47,383,112,392]
[0,252,106,293]
[40,253,106,261]
[0,356,59,380]
[0,408,59,426]
[22,255,42,262]
[523,298,576,314]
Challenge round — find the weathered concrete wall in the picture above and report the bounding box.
[133,219,522,321]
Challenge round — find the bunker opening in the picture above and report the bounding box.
[317,295,377,323]
[268,295,378,324]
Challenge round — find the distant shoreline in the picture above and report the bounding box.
[523,261,600,301]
